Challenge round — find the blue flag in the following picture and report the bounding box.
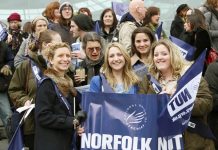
[112,1,129,20]
[8,124,24,150]
[0,22,7,41]
[155,22,163,40]
[94,21,101,35]
[158,50,206,136]
[81,92,183,150]
[169,35,196,61]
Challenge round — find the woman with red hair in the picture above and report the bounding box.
[42,1,60,28]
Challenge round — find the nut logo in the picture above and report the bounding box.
[124,104,147,131]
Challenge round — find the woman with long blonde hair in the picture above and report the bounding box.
[90,42,140,93]
[141,39,214,149]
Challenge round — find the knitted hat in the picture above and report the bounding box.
[176,4,189,14]
[32,16,49,26]
[72,14,94,32]
[7,12,22,22]
[59,2,73,12]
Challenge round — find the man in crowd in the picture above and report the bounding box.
[119,0,146,53]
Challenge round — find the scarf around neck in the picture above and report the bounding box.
[44,68,76,97]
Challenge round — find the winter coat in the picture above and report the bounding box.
[8,51,47,135]
[205,10,218,51]
[0,41,14,92]
[131,54,149,80]
[193,27,211,61]
[139,66,215,149]
[34,76,75,150]
[73,55,104,87]
[99,27,119,44]
[119,21,138,53]
[0,41,14,69]
[145,23,167,39]
[180,27,211,61]
[50,23,74,45]
[14,34,37,67]
[205,60,218,148]
[170,15,185,39]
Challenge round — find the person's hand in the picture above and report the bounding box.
[6,34,13,44]
[71,51,86,60]
[0,65,12,76]
[24,100,32,106]
[76,126,84,136]
[74,74,86,83]
[159,87,176,96]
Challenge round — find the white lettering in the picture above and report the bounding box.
[132,137,138,150]
[102,134,113,149]
[113,135,122,149]
[91,133,101,149]
[81,133,91,148]
[141,138,152,150]
[158,134,183,150]
[122,136,132,150]
[81,133,182,149]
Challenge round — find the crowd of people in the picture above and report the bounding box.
[0,0,218,149]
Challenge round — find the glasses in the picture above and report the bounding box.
[87,47,101,52]
[62,7,72,11]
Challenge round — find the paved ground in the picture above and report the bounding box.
[0,138,8,150]
[0,121,8,150]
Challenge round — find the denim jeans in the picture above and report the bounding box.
[0,92,12,126]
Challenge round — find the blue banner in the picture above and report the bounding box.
[94,21,101,35]
[8,124,24,150]
[158,50,206,136]
[0,22,7,41]
[155,22,163,40]
[169,35,196,61]
[81,92,183,150]
[112,1,129,20]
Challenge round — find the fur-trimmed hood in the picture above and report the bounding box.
[44,68,76,97]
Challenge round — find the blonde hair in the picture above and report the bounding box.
[149,39,187,79]
[47,42,71,62]
[102,42,139,91]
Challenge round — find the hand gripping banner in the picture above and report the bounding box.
[157,50,206,136]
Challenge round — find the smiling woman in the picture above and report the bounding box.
[89,42,143,94]
[34,42,84,150]
[140,39,215,150]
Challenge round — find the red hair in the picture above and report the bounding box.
[43,1,60,21]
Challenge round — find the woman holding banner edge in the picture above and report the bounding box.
[34,43,84,150]
[141,39,215,149]
[89,42,144,94]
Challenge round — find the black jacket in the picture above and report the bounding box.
[0,41,14,69]
[34,79,75,150]
[180,27,211,61]
[170,15,185,39]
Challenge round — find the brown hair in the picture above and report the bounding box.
[131,27,155,57]
[30,29,59,52]
[186,9,207,31]
[23,21,32,34]
[144,6,160,25]
[78,7,92,19]
[206,0,218,8]
[100,8,118,30]
[82,32,103,51]
[43,1,60,21]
